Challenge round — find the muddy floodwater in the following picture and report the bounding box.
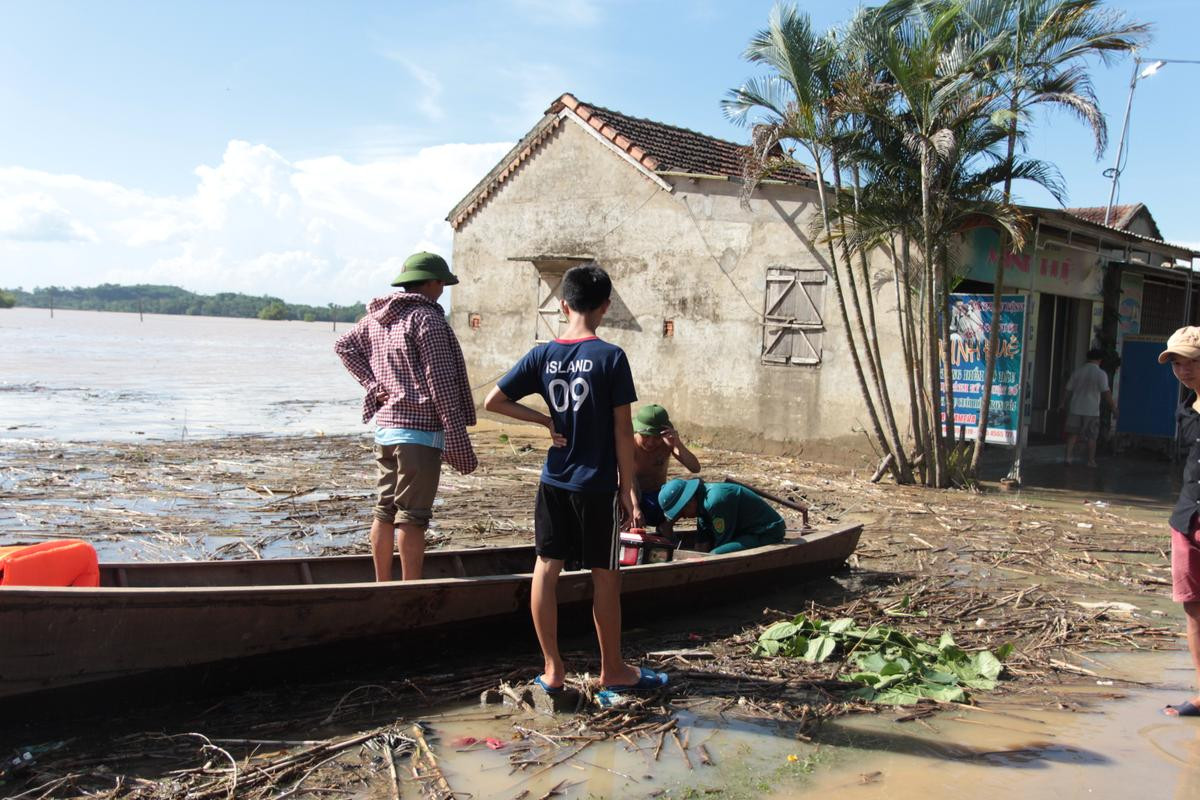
[798,651,1200,800]
[1,307,364,440]
[412,651,1200,800]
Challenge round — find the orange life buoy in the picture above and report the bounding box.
[0,540,100,587]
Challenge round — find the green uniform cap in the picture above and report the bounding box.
[391,251,459,287]
[634,403,672,435]
[659,477,702,522]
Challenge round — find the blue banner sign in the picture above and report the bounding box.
[940,293,1027,445]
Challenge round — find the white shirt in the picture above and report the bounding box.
[1066,362,1109,417]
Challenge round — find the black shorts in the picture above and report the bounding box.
[534,482,619,570]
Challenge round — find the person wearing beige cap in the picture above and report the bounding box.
[1162,327,1200,716]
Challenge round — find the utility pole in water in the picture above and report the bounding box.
[329,302,336,332]
[48,289,53,319]
[138,299,144,322]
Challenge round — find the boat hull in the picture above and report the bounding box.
[0,525,860,699]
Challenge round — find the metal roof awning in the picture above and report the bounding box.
[1024,205,1200,261]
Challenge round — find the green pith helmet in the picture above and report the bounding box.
[659,478,702,521]
[391,252,459,287]
[634,403,672,435]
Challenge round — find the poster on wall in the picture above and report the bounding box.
[939,293,1028,445]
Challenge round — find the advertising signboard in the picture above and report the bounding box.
[941,293,1028,445]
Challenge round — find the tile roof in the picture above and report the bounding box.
[1063,203,1162,239]
[448,93,816,230]
[1064,203,1138,228]
[551,94,816,184]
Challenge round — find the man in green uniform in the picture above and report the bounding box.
[658,478,786,554]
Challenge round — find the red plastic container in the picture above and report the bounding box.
[618,528,675,567]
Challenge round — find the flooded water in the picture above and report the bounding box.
[411,651,1200,799]
[796,651,1200,800]
[0,307,365,441]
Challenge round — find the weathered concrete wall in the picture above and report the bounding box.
[450,116,909,456]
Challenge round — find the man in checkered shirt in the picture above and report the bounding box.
[335,252,477,581]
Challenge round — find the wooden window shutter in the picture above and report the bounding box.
[762,268,796,364]
[762,267,826,365]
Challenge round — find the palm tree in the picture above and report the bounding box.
[953,0,1150,473]
[845,0,1014,484]
[836,82,1063,482]
[723,5,913,483]
[822,27,917,484]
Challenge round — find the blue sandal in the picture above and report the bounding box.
[534,675,564,695]
[1164,701,1200,717]
[602,666,668,692]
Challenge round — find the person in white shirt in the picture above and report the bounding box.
[1060,348,1117,467]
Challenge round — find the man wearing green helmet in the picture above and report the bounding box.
[658,477,786,555]
[631,403,701,528]
[335,251,477,582]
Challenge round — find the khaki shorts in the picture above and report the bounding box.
[374,444,442,526]
[1065,414,1100,441]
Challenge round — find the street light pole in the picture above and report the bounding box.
[1104,56,1200,227]
[1103,58,1144,227]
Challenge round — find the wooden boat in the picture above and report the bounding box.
[0,525,860,700]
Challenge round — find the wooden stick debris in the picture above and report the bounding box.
[409,724,454,800]
[670,730,692,770]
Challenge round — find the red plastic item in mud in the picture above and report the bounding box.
[0,540,100,587]
[618,528,675,567]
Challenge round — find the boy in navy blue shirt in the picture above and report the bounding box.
[485,265,668,693]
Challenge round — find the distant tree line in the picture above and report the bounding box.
[1,284,366,322]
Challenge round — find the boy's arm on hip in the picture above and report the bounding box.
[484,386,554,430]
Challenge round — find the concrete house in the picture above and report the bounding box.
[447,93,1200,461]
[447,93,908,455]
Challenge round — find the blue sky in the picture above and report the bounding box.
[1,0,1197,304]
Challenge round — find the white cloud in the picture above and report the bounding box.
[0,139,512,304]
[0,192,97,242]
